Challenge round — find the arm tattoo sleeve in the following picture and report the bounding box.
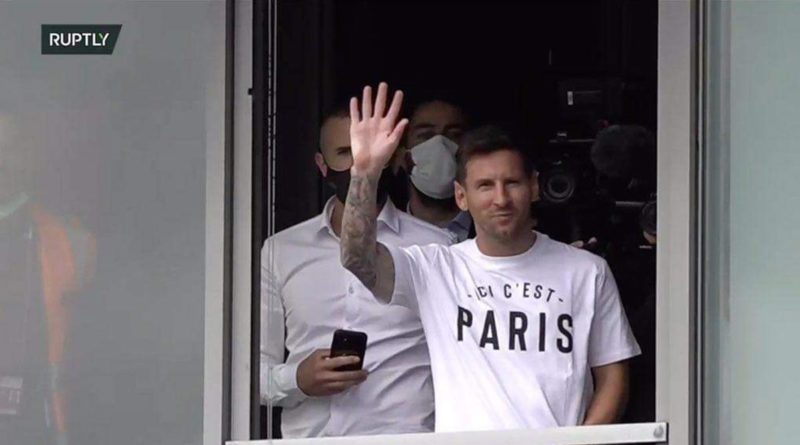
[340,173,395,302]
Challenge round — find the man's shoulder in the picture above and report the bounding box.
[537,233,608,274]
[393,240,455,269]
[394,211,454,247]
[261,214,324,254]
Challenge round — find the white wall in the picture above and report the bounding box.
[0,2,225,444]
[706,1,800,444]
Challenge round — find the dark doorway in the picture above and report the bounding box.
[259,0,657,438]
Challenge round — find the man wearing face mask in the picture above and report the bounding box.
[260,106,451,438]
[401,99,473,242]
[405,135,474,242]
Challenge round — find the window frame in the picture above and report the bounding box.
[205,1,235,445]
[226,1,700,444]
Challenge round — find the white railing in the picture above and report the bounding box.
[228,422,668,445]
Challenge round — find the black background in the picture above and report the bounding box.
[261,0,657,438]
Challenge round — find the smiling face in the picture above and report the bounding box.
[455,149,538,244]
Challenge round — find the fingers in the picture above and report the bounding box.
[571,238,599,249]
[374,82,388,118]
[325,382,355,393]
[361,85,373,119]
[389,118,409,145]
[349,97,360,123]
[313,358,367,395]
[319,369,367,395]
[322,369,369,384]
[385,89,404,124]
[321,355,361,371]
[324,377,367,394]
[352,83,402,122]
[315,349,332,359]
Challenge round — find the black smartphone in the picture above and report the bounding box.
[329,329,368,371]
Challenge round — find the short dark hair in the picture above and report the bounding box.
[455,125,535,183]
[405,87,464,112]
[321,102,351,127]
[408,97,468,124]
[318,102,351,153]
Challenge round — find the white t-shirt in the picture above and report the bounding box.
[385,232,641,432]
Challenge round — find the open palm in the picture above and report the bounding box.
[349,83,408,175]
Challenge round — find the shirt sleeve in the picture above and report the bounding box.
[588,260,642,367]
[259,240,307,408]
[383,243,427,314]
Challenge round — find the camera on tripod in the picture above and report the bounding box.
[535,124,656,248]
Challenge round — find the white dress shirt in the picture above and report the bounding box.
[261,197,452,438]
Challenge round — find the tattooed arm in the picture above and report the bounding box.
[341,174,396,302]
[340,83,408,303]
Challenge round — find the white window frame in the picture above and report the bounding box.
[229,423,668,445]
[225,1,699,444]
[229,0,256,440]
[656,1,699,445]
[206,1,235,445]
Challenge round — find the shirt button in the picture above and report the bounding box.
[348,285,354,294]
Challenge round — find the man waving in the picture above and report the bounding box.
[340,83,641,432]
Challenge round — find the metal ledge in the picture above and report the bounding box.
[228,422,668,445]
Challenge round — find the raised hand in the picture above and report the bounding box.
[340,82,403,301]
[349,82,408,177]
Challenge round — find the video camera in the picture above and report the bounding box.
[534,125,656,253]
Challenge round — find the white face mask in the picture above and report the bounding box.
[409,135,459,199]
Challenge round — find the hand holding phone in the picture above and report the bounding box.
[329,329,368,371]
[296,347,368,397]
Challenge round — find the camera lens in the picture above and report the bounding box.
[543,169,576,204]
[639,200,657,235]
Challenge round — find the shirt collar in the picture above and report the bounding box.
[406,202,472,231]
[318,197,337,234]
[318,196,401,237]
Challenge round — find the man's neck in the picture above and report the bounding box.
[408,190,458,228]
[331,199,345,237]
[475,230,536,257]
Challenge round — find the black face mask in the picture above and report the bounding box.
[325,166,393,206]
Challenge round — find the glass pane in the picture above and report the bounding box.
[260,0,658,439]
[0,2,223,444]
[704,1,800,444]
